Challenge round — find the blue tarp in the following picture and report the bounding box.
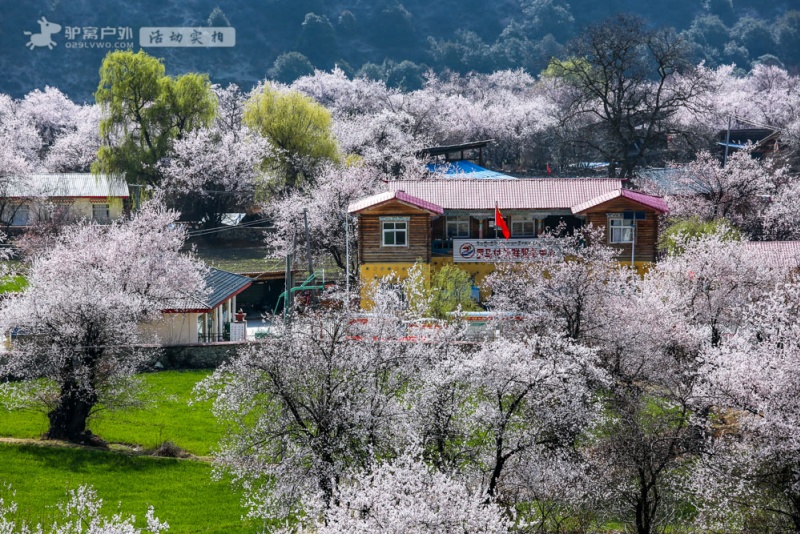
[426,160,514,179]
[716,142,749,149]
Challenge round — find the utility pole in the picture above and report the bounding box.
[303,209,316,305]
[345,213,351,303]
[303,209,313,276]
[283,224,298,322]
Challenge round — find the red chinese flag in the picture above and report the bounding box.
[495,203,510,240]
[546,162,552,175]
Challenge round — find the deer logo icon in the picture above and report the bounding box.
[24,17,62,50]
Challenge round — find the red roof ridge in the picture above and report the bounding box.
[347,190,444,215]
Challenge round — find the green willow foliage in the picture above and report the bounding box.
[94,50,217,187]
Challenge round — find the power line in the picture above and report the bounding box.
[187,218,273,237]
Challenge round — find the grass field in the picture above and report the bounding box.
[0,371,222,456]
[0,443,255,533]
[0,370,257,532]
[0,274,27,294]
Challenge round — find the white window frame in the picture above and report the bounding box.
[608,214,635,244]
[446,216,470,239]
[511,214,535,237]
[381,218,409,247]
[92,203,110,223]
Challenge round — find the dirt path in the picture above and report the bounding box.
[0,436,213,462]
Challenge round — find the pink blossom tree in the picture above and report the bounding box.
[0,484,169,533]
[459,335,606,499]
[314,452,511,534]
[44,104,102,173]
[646,150,782,236]
[693,281,800,531]
[582,229,792,534]
[263,161,380,272]
[195,306,430,523]
[486,226,633,342]
[0,201,205,443]
[160,126,271,231]
[18,86,81,153]
[0,93,40,175]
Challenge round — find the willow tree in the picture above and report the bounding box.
[94,50,217,188]
[243,84,339,195]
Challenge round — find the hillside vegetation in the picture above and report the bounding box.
[2,0,798,100]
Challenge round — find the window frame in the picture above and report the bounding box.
[510,214,536,237]
[92,203,111,224]
[381,217,409,247]
[446,215,470,239]
[608,215,635,244]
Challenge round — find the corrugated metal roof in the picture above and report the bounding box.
[2,173,129,198]
[204,268,252,310]
[426,161,514,179]
[383,179,624,210]
[165,268,252,313]
[348,190,444,215]
[742,241,800,270]
[571,189,669,214]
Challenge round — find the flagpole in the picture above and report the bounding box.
[494,201,498,240]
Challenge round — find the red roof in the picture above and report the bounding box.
[348,190,444,215]
[383,179,624,210]
[571,189,669,214]
[742,241,800,269]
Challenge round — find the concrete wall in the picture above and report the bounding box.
[143,313,200,345]
[144,341,246,370]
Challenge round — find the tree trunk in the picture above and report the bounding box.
[45,381,97,442]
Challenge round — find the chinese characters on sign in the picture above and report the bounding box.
[140,27,236,47]
[453,239,557,263]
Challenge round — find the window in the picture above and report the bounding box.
[446,216,470,238]
[11,205,29,226]
[511,215,535,237]
[382,220,408,246]
[92,203,110,223]
[608,216,635,243]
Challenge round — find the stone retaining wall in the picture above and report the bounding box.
[144,342,247,370]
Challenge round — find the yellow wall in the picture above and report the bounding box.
[359,262,431,308]
[2,198,125,225]
[359,258,654,308]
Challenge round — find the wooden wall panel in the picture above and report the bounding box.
[582,198,661,262]
[359,212,431,264]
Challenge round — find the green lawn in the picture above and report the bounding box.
[0,273,27,294]
[0,371,222,456]
[0,443,254,533]
[0,371,259,532]
[192,244,282,273]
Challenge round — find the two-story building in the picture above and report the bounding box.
[347,178,669,301]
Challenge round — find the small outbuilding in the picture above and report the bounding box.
[153,268,252,345]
